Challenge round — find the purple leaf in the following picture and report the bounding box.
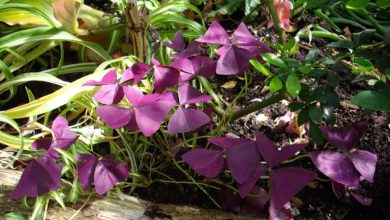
[163,31,186,51]
[153,64,180,93]
[134,99,174,136]
[231,23,271,55]
[218,189,241,212]
[93,84,124,105]
[271,167,316,210]
[31,137,53,151]
[182,148,224,177]
[94,158,129,195]
[350,190,372,206]
[83,70,117,86]
[216,46,253,75]
[256,131,307,166]
[77,154,98,191]
[208,137,252,149]
[171,41,201,59]
[310,151,360,187]
[196,21,229,45]
[178,83,211,105]
[120,62,152,84]
[331,181,346,199]
[239,165,267,198]
[226,141,260,184]
[269,201,294,220]
[51,116,77,149]
[242,186,269,216]
[123,86,159,107]
[349,150,377,183]
[320,122,367,152]
[97,105,132,129]
[10,156,63,199]
[168,108,210,134]
[171,56,216,80]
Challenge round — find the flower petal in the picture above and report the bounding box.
[256,131,307,166]
[271,167,316,210]
[83,70,117,86]
[94,158,129,195]
[216,46,253,75]
[196,21,229,45]
[77,154,98,191]
[182,148,224,177]
[349,150,377,183]
[97,105,132,129]
[310,151,360,187]
[167,108,210,134]
[320,122,367,152]
[93,84,124,105]
[10,156,63,199]
[226,141,260,184]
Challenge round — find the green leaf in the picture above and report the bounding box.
[250,59,271,76]
[269,77,283,93]
[262,53,288,68]
[309,121,324,144]
[326,72,340,87]
[309,106,323,124]
[346,0,369,9]
[4,212,27,220]
[350,90,390,110]
[298,107,310,126]
[286,73,301,97]
[377,0,390,8]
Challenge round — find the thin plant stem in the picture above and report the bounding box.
[266,0,286,45]
[199,76,224,107]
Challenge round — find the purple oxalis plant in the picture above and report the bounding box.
[196,22,271,75]
[310,122,377,205]
[11,116,77,199]
[182,131,316,211]
[77,154,129,195]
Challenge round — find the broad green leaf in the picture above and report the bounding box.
[250,59,271,76]
[377,0,390,8]
[346,0,369,9]
[309,121,324,144]
[4,212,27,220]
[269,77,283,93]
[0,131,33,149]
[308,106,322,124]
[150,13,204,35]
[350,90,390,110]
[286,73,301,97]
[262,53,288,68]
[0,27,111,60]
[0,113,20,132]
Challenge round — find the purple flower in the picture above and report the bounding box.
[31,116,78,158]
[196,22,271,75]
[77,154,129,195]
[10,156,63,199]
[167,83,211,134]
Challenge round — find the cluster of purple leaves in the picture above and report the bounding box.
[11,116,129,199]
[182,131,316,212]
[310,122,377,205]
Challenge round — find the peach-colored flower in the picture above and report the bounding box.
[267,0,295,32]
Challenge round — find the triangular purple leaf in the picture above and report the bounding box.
[83,70,117,86]
[350,190,373,206]
[94,158,129,195]
[216,46,253,75]
[97,105,132,129]
[231,23,259,47]
[217,189,241,212]
[167,108,210,134]
[208,137,252,149]
[271,167,316,210]
[171,41,201,59]
[331,181,346,199]
[320,122,367,152]
[31,137,53,151]
[77,154,98,191]
[153,65,180,93]
[256,131,307,166]
[178,83,211,105]
[226,141,260,184]
[10,156,63,199]
[196,21,229,45]
[120,62,152,84]
[182,148,224,177]
[310,151,360,187]
[349,150,377,183]
[163,31,186,51]
[51,116,77,149]
[239,165,268,198]
[93,84,124,105]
